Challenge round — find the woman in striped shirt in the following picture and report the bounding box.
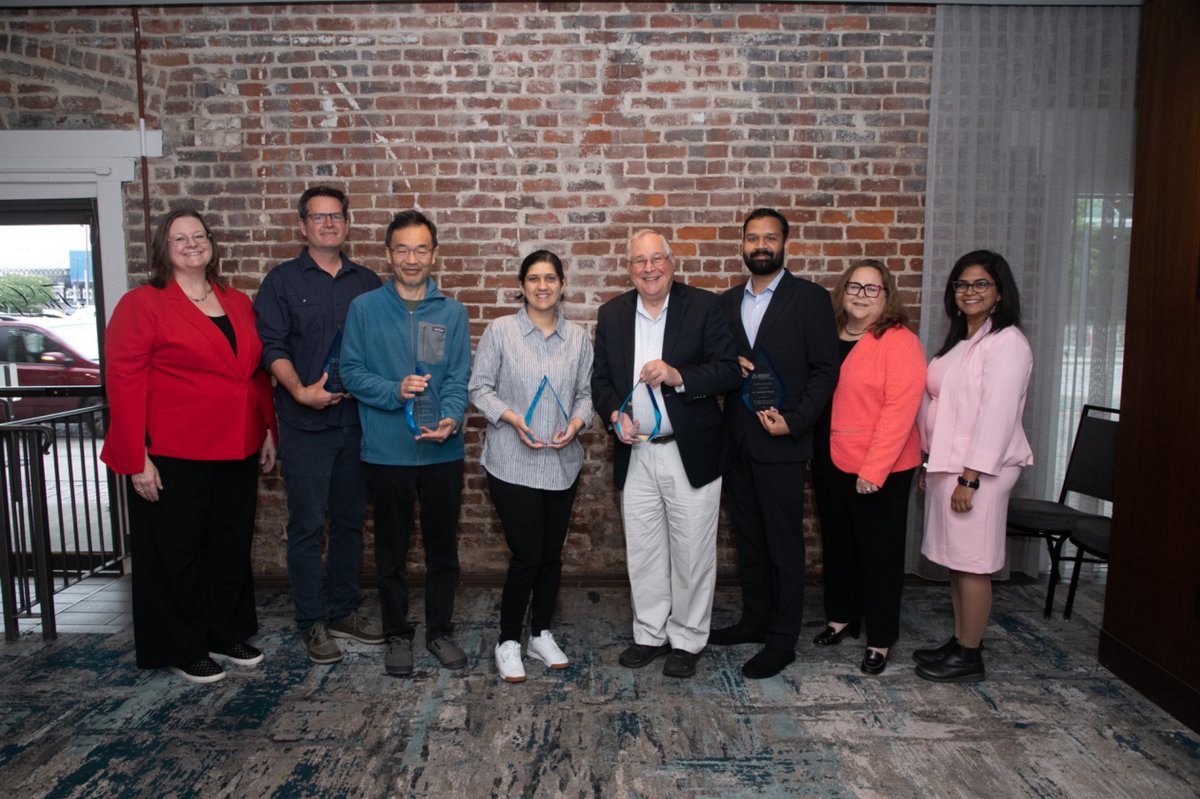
[468,249,594,684]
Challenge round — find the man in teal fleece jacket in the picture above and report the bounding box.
[340,209,471,677]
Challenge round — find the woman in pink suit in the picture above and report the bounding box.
[914,250,1032,683]
[811,260,926,675]
[102,209,277,684]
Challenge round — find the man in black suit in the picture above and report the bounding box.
[711,208,841,679]
[592,229,741,679]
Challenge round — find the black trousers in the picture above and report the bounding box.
[811,456,916,648]
[128,455,259,669]
[365,460,463,642]
[725,445,808,651]
[486,471,579,643]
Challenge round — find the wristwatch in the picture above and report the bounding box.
[957,475,980,489]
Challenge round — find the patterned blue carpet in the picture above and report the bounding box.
[1,576,1197,798]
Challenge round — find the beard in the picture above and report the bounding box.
[743,248,784,276]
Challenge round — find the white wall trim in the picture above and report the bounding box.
[0,129,163,322]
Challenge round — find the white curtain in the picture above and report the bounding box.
[907,4,1139,578]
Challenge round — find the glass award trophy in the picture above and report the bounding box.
[321,328,345,394]
[741,347,786,413]
[405,369,443,435]
[524,375,571,444]
[615,379,661,442]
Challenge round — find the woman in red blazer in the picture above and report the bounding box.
[811,260,925,675]
[101,209,276,684]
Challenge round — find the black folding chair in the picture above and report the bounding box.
[1063,516,1111,620]
[1006,404,1119,617]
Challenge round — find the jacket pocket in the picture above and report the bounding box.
[417,321,447,365]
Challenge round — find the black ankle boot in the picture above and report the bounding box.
[912,636,959,666]
[914,643,985,683]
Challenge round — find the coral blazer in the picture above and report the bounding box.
[101,281,276,475]
[919,320,1034,476]
[830,324,926,487]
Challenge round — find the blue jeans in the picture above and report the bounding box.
[279,421,367,629]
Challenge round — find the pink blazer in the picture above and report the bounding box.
[919,320,1033,476]
[830,324,926,487]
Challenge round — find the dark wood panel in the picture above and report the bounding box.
[1100,0,1200,732]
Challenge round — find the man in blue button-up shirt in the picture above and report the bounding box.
[255,186,382,665]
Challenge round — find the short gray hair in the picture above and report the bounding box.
[626,229,672,260]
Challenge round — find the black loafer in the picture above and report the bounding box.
[860,648,888,675]
[741,646,795,679]
[619,643,671,669]
[662,648,701,678]
[708,624,767,646]
[812,622,860,647]
[915,644,985,683]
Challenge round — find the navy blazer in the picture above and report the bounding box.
[720,270,841,462]
[592,281,741,490]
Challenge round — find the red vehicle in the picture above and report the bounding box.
[0,316,101,421]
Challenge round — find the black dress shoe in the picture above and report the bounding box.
[662,648,701,678]
[860,648,888,675]
[709,624,767,646]
[741,646,796,679]
[812,621,860,646]
[619,643,672,669]
[912,637,984,665]
[915,644,985,683]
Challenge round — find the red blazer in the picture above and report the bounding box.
[101,281,276,475]
[829,324,926,487]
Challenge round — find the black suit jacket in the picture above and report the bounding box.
[592,281,741,490]
[720,270,841,462]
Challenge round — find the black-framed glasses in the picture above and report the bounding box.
[845,281,883,298]
[950,279,995,294]
[307,212,345,225]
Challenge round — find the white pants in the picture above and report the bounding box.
[621,440,721,654]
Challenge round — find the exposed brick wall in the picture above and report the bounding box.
[0,2,934,581]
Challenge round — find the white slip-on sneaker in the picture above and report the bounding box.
[494,640,526,683]
[527,630,569,670]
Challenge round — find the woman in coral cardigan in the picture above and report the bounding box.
[102,209,276,685]
[811,260,925,675]
[914,250,1032,683]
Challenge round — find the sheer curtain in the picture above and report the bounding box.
[907,5,1139,578]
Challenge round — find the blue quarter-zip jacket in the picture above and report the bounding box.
[340,278,470,466]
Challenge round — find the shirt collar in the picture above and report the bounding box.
[516,304,565,338]
[635,291,670,322]
[743,269,785,299]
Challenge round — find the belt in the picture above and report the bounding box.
[648,434,676,444]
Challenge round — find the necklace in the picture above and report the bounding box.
[844,326,867,337]
[185,286,211,303]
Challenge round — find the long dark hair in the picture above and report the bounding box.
[935,249,1021,357]
[831,259,910,338]
[148,209,224,290]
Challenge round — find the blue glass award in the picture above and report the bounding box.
[404,368,443,436]
[741,347,786,413]
[615,378,661,442]
[524,375,571,443]
[321,328,345,394]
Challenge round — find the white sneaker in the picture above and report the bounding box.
[527,630,569,670]
[494,640,526,683]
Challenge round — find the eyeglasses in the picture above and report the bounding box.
[844,282,883,298]
[950,279,995,294]
[169,233,210,248]
[630,253,670,269]
[306,212,345,225]
[389,245,434,261]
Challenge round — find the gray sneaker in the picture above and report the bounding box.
[328,609,385,645]
[427,635,468,670]
[302,622,343,665]
[385,636,414,677]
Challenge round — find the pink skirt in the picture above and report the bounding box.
[921,466,1022,574]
